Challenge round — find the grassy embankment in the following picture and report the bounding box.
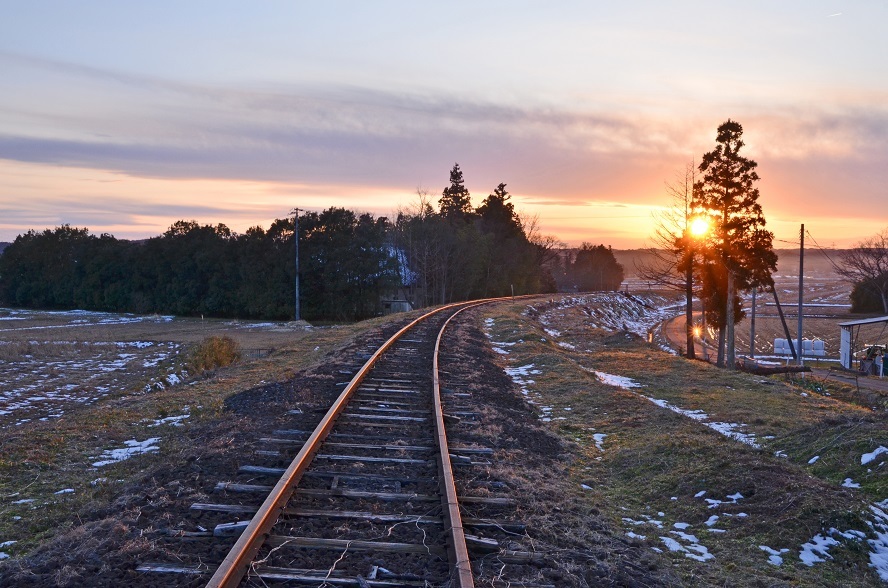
[481,295,886,587]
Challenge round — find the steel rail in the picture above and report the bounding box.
[432,301,491,588]
[206,302,471,588]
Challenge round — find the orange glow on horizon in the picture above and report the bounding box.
[0,160,882,249]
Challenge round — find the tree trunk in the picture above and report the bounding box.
[749,287,757,357]
[726,269,735,370]
[685,260,695,359]
[717,326,726,367]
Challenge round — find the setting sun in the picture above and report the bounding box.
[689,216,711,238]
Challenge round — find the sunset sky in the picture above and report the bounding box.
[1,1,886,248]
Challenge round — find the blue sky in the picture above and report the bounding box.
[1,1,886,246]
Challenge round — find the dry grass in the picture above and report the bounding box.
[187,335,241,373]
[0,341,96,361]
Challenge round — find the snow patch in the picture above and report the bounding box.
[92,438,160,467]
[800,533,839,566]
[660,532,714,562]
[593,371,642,389]
[760,545,789,566]
[593,433,607,452]
[147,412,190,427]
[868,504,888,580]
[642,396,759,448]
[863,446,888,466]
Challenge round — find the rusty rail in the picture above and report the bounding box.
[433,302,489,588]
[205,302,478,588]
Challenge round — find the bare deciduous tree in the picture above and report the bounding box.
[836,228,888,313]
[520,212,563,269]
[637,161,700,358]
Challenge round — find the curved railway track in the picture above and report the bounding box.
[142,301,517,587]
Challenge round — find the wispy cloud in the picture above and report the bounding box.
[2,52,887,246]
[520,198,592,206]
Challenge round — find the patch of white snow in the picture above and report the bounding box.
[594,371,642,389]
[862,446,888,466]
[92,438,160,467]
[760,545,789,566]
[593,433,607,451]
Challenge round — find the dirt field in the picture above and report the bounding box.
[0,308,320,428]
[0,306,398,576]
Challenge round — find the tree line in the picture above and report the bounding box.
[551,244,624,292]
[1,164,638,321]
[0,211,397,321]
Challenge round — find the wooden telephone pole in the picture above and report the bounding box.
[797,224,805,367]
[291,208,302,321]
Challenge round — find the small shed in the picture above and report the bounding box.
[838,315,888,369]
[381,299,413,315]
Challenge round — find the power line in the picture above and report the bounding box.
[804,229,843,271]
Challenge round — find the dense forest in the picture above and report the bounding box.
[0,165,626,322]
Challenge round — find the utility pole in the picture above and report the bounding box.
[797,224,805,367]
[291,208,302,321]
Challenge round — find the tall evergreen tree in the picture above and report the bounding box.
[693,120,776,368]
[439,163,473,222]
[477,183,523,240]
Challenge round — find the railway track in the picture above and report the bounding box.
[140,301,539,587]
